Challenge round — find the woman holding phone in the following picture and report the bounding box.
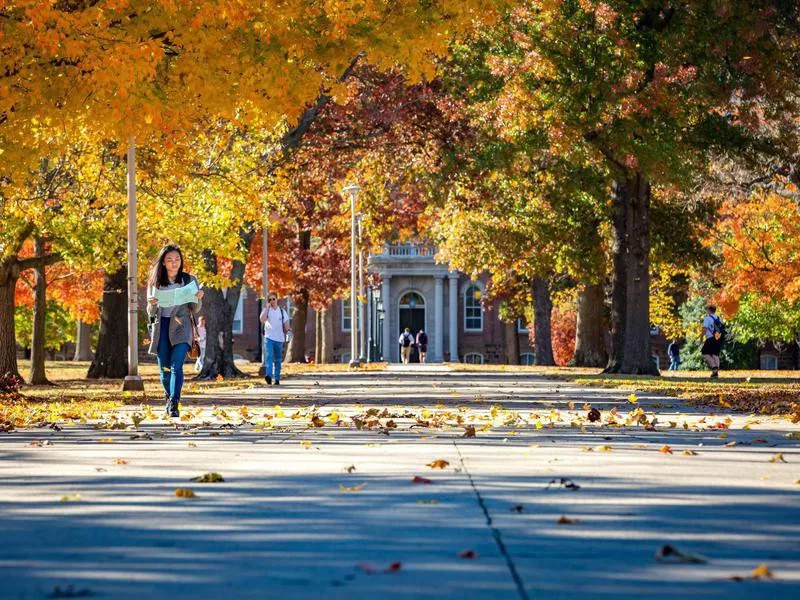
[146,244,204,417]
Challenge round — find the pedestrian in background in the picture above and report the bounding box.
[193,316,207,372]
[701,305,724,378]
[667,340,681,371]
[399,328,414,364]
[416,329,428,363]
[260,293,289,385]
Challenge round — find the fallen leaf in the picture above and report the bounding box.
[510,504,525,513]
[627,394,639,404]
[659,445,673,454]
[681,450,699,456]
[300,441,314,448]
[60,494,81,502]
[545,478,581,491]
[417,499,440,505]
[191,472,224,483]
[462,425,476,438]
[113,458,129,465]
[655,544,708,564]
[98,438,115,443]
[412,475,433,484]
[175,488,196,498]
[557,516,579,525]
[459,550,478,559]
[723,441,737,447]
[768,453,787,463]
[339,483,366,492]
[752,438,769,444]
[595,445,613,452]
[752,564,774,579]
[188,442,197,448]
[311,415,325,428]
[343,465,356,473]
[587,408,601,422]
[427,459,450,469]
[386,562,402,572]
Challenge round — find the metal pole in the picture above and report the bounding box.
[122,137,144,391]
[349,193,358,367]
[366,284,372,363]
[358,235,366,363]
[259,225,268,375]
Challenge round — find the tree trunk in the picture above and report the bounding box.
[573,283,607,367]
[605,174,658,375]
[314,309,322,363]
[28,237,50,385]
[73,320,93,361]
[0,261,20,378]
[87,266,128,379]
[322,307,334,363]
[532,275,555,366]
[196,233,254,380]
[286,289,309,363]
[504,320,520,365]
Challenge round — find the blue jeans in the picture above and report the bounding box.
[668,357,680,371]
[157,317,190,405]
[265,338,284,381]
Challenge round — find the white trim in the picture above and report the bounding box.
[232,292,245,334]
[464,284,483,332]
[760,354,778,370]
[517,318,529,334]
[341,297,352,332]
[520,352,534,366]
[463,352,484,364]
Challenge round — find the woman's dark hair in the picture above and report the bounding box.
[148,244,187,288]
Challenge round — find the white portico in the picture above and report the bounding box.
[369,243,461,363]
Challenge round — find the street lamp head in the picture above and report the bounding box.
[342,183,362,197]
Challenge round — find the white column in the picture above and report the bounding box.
[433,275,444,362]
[381,275,392,362]
[122,137,144,391]
[448,272,459,362]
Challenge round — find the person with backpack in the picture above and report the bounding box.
[398,327,414,364]
[701,305,725,378]
[260,293,290,385]
[416,329,429,363]
[667,340,681,371]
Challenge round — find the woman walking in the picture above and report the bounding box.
[147,244,204,417]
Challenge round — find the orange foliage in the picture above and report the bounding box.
[551,309,576,366]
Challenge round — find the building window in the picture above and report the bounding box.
[517,318,529,334]
[341,297,363,332]
[463,353,484,364]
[520,352,534,366]
[232,292,245,334]
[760,354,778,370]
[464,285,483,331]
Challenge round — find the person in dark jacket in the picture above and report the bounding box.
[667,340,681,371]
[416,329,429,363]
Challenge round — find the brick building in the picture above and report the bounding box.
[231,243,533,364]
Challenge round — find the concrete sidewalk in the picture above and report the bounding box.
[1,372,799,599]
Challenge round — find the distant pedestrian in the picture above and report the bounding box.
[260,293,289,385]
[667,340,680,371]
[146,244,204,418]
[701,305,725,378]
[399,328,414,364]
[416,329,428,363]
[193,316,207,373]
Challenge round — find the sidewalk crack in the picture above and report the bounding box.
[453,441,531,600]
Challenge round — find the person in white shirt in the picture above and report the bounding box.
[398,328,414,364]
[259,293,289,385]
[701,305,723,378]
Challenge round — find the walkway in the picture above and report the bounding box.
[1,371,799,599]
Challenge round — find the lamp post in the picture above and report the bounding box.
[343,183,361,368]
[122,137,144,392]
[258,223,269,376]
[357,215,366,363]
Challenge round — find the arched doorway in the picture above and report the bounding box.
[399,291,425,363]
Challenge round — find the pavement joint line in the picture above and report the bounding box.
[453,440,531,600]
